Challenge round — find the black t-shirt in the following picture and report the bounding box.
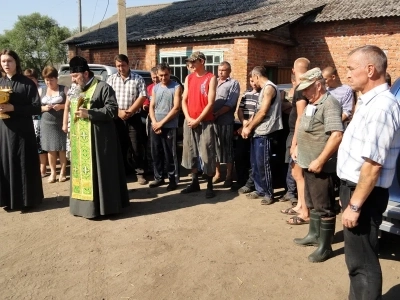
[288,86,309,133]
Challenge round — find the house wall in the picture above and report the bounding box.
[291,17,400,83]
[68,39,291,94]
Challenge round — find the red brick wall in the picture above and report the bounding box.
[291,17,400,83]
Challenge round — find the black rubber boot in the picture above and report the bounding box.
[308,217,336,263]
[294,210,320,246]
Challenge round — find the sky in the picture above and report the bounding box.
[0,0,182,34]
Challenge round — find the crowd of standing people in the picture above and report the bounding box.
[1,45,399,299]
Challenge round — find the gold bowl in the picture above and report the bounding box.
[0,88,12,119]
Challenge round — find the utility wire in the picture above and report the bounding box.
[90,0,100,27]
[98,0,110,30]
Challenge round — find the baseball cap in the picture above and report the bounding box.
[185,51,206,62]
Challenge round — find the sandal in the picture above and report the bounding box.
[59,175,67,182]
[280,207,298,215]
[287,216,309,225]
[246,191,261,199]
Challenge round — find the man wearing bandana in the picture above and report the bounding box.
[62,56,129,219]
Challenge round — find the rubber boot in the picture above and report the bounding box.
[294,210,320,246]
[308,217,336,263]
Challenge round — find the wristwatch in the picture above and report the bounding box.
[349,203,361,212]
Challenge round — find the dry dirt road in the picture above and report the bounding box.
[1,174,399,300]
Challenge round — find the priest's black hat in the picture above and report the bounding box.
[69,56,90,73]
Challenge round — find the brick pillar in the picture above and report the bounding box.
[145,44,157,71]
[232,39,250,94]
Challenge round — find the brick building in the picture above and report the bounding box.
[63,0,400,92]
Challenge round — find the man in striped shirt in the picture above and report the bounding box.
[234,76,259,192]
[337,45,400,300]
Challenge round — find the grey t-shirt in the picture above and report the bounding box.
[213,78,240,125]
[297,93,344,173]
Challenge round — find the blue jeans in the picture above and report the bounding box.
[250,136,273,198]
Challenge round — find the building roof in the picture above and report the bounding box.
[64,0,400,47]
[314,0,400,22]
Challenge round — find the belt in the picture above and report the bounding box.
[340,179,357,187]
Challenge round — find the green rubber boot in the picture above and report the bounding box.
[294,210,320,246]
[308,217,336,263]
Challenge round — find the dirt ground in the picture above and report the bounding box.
[1,170,400,300]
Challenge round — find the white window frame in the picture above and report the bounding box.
[159,50,224,82]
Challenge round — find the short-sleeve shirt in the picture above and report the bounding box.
[337,83,400,188]
[297,93,344,173]
[106,71,147,111]
[288,87,308,133]
[327,84,354,118]
[213,77,240,125]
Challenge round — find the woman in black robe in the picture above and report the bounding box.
[0,49,44,210]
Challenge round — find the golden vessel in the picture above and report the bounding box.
[0,88,12,119]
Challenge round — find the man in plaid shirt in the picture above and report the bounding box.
[107,54,148,184]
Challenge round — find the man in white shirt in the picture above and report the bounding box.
[337,45,400,300]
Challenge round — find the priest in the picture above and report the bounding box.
[63,56,129,218]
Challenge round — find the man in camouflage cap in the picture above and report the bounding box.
[292,67,344,263]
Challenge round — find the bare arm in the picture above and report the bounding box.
[181,76,191,121]
[291,99,308,154]
[194,76,217,124]
[62,98,70,133]
[149,86,157,124]
[245,85,276,131]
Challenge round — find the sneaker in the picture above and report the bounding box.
[261,197,274,205]
[166,182,177,191]
[149,179,165,188]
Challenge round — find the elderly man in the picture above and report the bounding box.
[63,56,129,219]
[241,66,282,205]
[107,54,148,184]
[322,66,354,123]
[337,45,400,299]
[293,68,343,263]
[181,51,217,198]
[213,61,240,187]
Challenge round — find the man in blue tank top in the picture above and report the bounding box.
[148,63,182,190]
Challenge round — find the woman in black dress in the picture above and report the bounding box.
[0,49,44,210]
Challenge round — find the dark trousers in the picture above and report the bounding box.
[234,135,254,188]
[286,162,297,198]
[340,181,389,300]
[114,114,145,175]
[150,127,179,183]
[304,170,335,217]
[250,136,273,198]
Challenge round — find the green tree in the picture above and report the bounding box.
[0,13,71,73]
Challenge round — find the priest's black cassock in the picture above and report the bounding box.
[0,74,44,209]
